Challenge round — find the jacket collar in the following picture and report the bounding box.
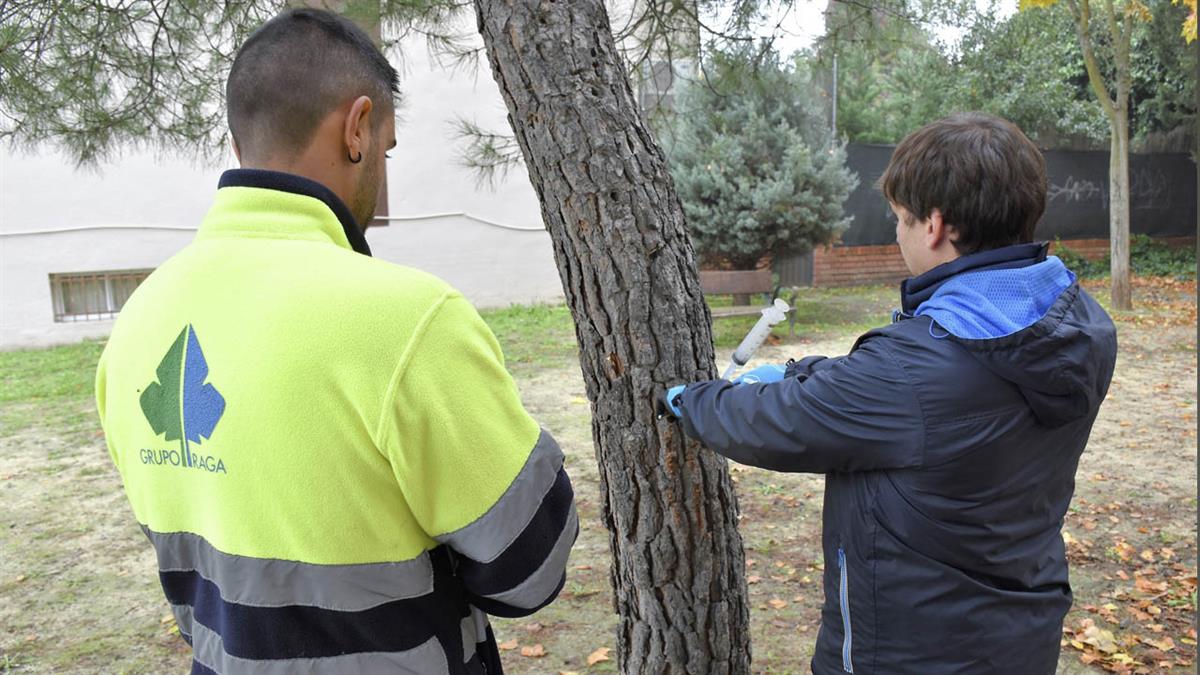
[900,242,1048,314]
[206,169,372,257]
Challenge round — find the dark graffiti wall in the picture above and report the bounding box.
[838,144,1198,246]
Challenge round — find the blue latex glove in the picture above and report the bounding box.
[732,363,787,385]
[663,384,687,418]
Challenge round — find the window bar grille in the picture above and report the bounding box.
[50,270,152,323]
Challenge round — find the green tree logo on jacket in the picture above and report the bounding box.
[140,325,225,469]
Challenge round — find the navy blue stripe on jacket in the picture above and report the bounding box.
[161,546,473,662]
[455,467,578,617]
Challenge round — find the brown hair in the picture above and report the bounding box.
[879,113,1047,255]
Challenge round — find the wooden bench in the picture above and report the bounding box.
[698,269,799,336]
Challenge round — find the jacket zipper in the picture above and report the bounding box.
[838,547,854,673]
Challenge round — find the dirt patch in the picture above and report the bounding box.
[0,425,193,673]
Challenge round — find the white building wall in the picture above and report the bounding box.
[0,37,562,350]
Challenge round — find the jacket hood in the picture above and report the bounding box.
[902,244,1117,428]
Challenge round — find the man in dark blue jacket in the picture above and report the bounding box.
[664,113,1117,674]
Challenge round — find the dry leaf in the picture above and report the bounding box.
[768,598,788,609]
[522,623,543,633]
[520,644,546,658]
[747,575,762,584]
[1076,621,1120,654]
[1113,541,1135,561]
[1135,577,1169,594]
[498,639,519,651]
[1109,652,1135,666]
[1141,636,1176,652]
[587,647,611,666]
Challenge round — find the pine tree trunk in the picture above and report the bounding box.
[1109,94,1132,311]
[472,1,752,673]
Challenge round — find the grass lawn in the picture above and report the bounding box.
[1,280,1195,674]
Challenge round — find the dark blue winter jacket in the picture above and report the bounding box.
[677,242,1117,674]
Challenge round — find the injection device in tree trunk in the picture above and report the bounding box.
[722,299,791,380]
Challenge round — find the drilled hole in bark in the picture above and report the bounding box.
[607,352,624,378]
[609,191,619,201]
[591,87,600,97]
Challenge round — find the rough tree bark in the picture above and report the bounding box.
[472,1,752,672]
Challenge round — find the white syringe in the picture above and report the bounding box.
[721,298,791,380]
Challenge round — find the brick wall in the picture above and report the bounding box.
[812,244,909,287]
[1046,236,1196,261]
[1047,238,1110,261]
[811,236,1196,287]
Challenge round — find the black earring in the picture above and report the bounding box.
[349,150,362,164]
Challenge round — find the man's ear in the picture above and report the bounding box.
[343,96,374,163]
[926,208,950,248]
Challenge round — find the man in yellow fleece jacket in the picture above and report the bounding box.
[95,9,577,674]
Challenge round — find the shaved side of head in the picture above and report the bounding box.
[226,8,399,162]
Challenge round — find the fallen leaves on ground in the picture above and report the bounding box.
[1061,502,1197,672]
[1107,277,1197,328]
[586,647,611,666]
[520,643,546,658]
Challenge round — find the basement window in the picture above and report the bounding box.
[49,270,153,322]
